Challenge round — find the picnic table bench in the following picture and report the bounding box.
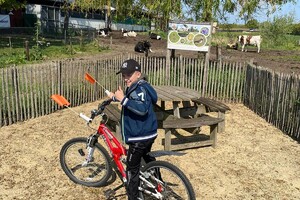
[163,114,223,150]
[192,97,231,133]
[104,103,122,142]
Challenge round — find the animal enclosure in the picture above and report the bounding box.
[0,55,299,141]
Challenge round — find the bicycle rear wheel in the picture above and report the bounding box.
[60,137,112,187]
[139,160,196,200]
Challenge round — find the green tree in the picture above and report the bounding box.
[259,14,294,45]
[137,0,182,30]
[182,0,296,22]
[0,0,25,10]
[291,23,300,35]
[69,0,182,31]
[246,19,259,29]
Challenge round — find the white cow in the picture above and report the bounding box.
[122,29,137,37]
[127,31,137,37]
[238,35,262,53]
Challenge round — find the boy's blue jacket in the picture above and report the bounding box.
[120,79,158,144]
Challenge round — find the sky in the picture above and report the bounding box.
[226,1,300,24]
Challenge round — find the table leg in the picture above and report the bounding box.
[165,128,171,151]
[173,101,180,118]
[115,124,122,142]
[210,124,218,148]
[161,101,165,110]
[218,111,225,132]
[182,101,191,107]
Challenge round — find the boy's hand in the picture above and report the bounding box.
[108,91,115,99]
[114,86,125,102]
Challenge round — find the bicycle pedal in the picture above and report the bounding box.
[104,189,116,200]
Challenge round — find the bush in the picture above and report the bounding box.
[259,15,294,46]
[246,19,259,29]
[292,23,300,35]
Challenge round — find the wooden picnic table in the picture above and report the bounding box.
[153,86,231,150]
[153,86,201,119]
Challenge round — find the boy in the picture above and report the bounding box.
[108,59,158,200]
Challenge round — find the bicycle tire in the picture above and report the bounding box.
[139,160,196,200]
[60,137,113,187]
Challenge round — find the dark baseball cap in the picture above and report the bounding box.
[116,59,141,75]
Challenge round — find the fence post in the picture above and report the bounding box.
[95,60,99,101]
[58,61,62,95]
[202,51,210,96]
[8,37,12,48]
[12,67,20,122]
[25,41,30,61]
[166,49,171,85]
[179,55,184,87]
[110,36,112,49]
[216,44,222,61]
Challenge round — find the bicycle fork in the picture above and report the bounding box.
[82,134,98,166]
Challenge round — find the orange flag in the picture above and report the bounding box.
[51,94,71,107]
[85,73,96,84]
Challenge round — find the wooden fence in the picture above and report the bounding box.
[1,55,299,141]
[0,55,246,127]
[244,64,300,140]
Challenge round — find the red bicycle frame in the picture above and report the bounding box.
[97,122,127,181]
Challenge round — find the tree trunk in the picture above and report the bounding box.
[63,1,70,44]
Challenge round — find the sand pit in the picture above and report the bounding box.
[1,101,300,199]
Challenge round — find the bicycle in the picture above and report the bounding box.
[53,95,196,200]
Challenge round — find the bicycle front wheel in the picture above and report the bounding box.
[139,160,196,200]
[60,137,112,187]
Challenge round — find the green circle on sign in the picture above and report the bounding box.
[177,31,189,37]
[169,31,180,43]
[193,34,206,47]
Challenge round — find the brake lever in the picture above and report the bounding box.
[90,109,98,120]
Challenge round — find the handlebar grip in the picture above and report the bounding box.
[105,90,110,96]
[79,113,92,123]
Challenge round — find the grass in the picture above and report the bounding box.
[0,35,111,68]
[211,31,300,50]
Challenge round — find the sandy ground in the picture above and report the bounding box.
[1,100,300,200]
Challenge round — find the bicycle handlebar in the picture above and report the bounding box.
[90,98,113,120]
[79,113,92,123]
[78,99,112,124]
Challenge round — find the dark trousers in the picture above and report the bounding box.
[126,138,156,200]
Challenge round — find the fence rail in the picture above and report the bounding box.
[1,55,299,141]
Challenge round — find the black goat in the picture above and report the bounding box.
[134,41,152,57]
[99,28,111,37]
[149,32,161,40]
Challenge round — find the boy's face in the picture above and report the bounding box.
[122,71,141,87]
